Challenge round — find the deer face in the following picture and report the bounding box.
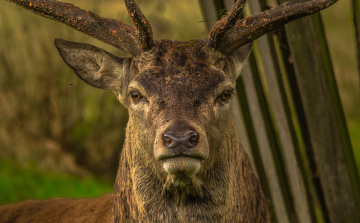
[129,40,235,178]
[55,38,251,181]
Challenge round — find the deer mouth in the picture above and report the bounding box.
[160,155,203,177]
[156,147,208,177]
[158,152,205,161]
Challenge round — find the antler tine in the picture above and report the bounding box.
[125,0,155,52]
[204,0,246,49]
[7,0,141,56]
[215,0,338,55]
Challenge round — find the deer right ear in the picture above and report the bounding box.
[227,42,253,80]
[54,38,131,103]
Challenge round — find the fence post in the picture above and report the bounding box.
[199,0,360,222]
[279,6,360,222]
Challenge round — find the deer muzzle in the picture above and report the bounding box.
[154,121,209,177]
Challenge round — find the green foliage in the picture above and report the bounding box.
[0,160,113,205]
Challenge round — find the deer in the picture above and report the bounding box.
[0,0,338,222]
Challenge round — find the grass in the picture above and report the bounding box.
[0,160,113,205]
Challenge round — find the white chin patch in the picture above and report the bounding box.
[162,157,201,177]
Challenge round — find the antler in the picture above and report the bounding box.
[206,0,338,55]
[6,0,156,56]
[8,0,338,56]
[203,0,246,49]
[125,0,155,51]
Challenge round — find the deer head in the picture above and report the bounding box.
[50,0,258,182]
[38,0,333,176]
[6,0,339,221]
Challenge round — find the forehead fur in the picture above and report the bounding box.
[133,39,230,99]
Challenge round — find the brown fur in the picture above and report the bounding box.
[0,194,113,223]
[0,39,268,222]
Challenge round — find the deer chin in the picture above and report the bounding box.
[162,156,202,177]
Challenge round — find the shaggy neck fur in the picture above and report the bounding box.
[112,117,268,223]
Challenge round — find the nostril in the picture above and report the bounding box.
[188,132,199,146]
[163,134,174,148]
[162,122,200,150]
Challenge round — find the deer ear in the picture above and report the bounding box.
[54,38,130,92]
[227,42,253,80]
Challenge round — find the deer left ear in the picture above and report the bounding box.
[54,38,131,92]
[227,42,253,80]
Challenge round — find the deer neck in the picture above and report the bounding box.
[112,119,249,222]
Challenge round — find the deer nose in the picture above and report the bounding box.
[163,131,199,149]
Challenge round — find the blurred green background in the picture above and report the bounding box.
[0,0,358,205]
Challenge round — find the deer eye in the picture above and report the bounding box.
[215,89,234,105]
[130,91,143,102]
[221,90,233,101]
